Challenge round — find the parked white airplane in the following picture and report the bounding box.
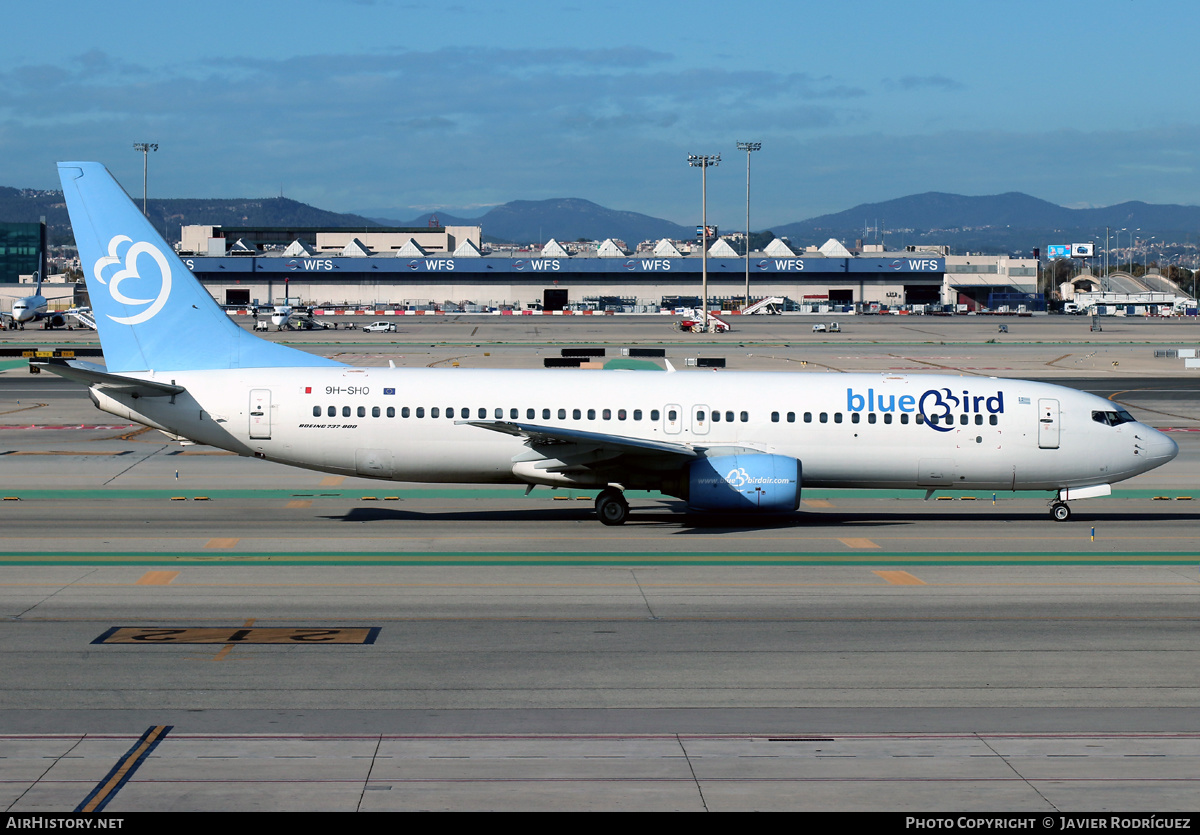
[42,162,1178,525]
[2,272,73,329]
[268,304,293,330]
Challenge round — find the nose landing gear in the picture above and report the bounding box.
[1050,502,1071,521]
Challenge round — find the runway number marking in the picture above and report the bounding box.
[91,627,381,644]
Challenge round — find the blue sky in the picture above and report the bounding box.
[4,0,1197,229]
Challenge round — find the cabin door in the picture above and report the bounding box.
[1038,399,1060,449]
[249,389,271,440]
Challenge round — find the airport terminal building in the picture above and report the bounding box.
[177,224,1038,312]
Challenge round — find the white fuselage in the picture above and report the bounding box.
[87,367,1178,494]
[11,294,47,323]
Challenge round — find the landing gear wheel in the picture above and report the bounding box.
[1050,502,1071,522]
[595,488,629,526]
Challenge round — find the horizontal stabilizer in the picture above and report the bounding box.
[32,357,185,398]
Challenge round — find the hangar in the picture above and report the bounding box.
[177,225,1037,312]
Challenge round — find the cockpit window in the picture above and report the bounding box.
[1092,409,1136,426]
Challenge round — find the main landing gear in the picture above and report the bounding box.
[1050,501,1071,522]
[595,487,630,526]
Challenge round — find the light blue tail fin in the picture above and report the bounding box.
[57,162,342,373]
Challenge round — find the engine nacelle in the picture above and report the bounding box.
[687,453,801,513]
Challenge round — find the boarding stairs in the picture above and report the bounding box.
[741,296,784,315]
[68,307,96,330]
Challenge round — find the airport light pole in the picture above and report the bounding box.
[133,143,158,216]
[736,141,761,310]
[689,153,720,331]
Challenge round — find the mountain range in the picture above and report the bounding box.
[770,192,1200,254]
[5,185,1199,254]
[363,198,693,245]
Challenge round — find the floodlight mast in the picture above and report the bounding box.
[688,154,720,331]
[736,141,761,310]
[132,143,158,216]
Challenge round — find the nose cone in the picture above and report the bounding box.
[1145,429,1178,463]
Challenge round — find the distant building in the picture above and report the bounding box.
[179,223,482,257]
[0,222,44,285]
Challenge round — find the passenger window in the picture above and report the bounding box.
[929,415,939,425]
[558,409,566,419]
[900,413,908,424]
[712,411,720,423]
[851,413,860,424]
[668,409,677,421]
[327,406,335,417]
[867,413,876,424]
[915,414,924,424]
[741,412,748,423]
[371,406,380,417]
[974,414,983,425]
[342,406,351,418]
[787,412,795,423]
[542,408,550,420]
[833,413,842,424]
[820,412,828,423]
[989,415,997,425]
[633,410,642,421]
[883,414,892,424]
[651,410,660,421]
[804,412,812,423]
[416,407,425,418]
[603,409,611,420]
[618,409,627,421]
[401,406,409,418]
[387,407,396,418]
[528,409,535,420]
[771,412,779,423]
[431,407,440,418]
[573,409,581,420]
[726,411,735,422]
[588,409,596,420]
[358,406,366,418]
[959,414,968,425]
[312,406,321,417]
[446,407,455,419]
[510,408,518,420]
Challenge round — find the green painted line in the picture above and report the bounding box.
[603,358,663,370]
[0,359,28,371]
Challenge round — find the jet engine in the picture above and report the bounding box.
[686,453,801,513]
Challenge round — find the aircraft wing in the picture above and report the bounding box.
[32,357,186,398]
[463,420,702,460]
[458,419,784,470]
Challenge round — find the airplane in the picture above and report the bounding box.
[267,304,293,330]
[1,272,75,329]
[39,161,1179,526]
